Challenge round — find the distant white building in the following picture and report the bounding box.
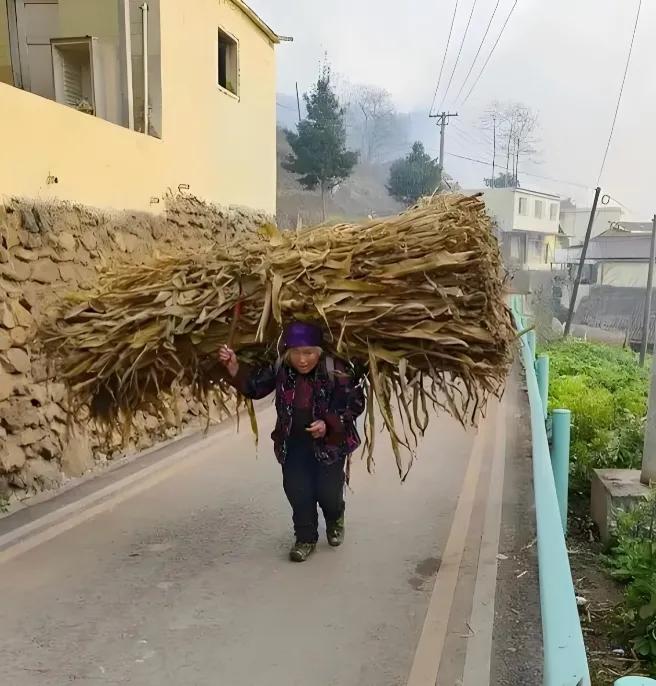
[469,187,561,270]
[559,203,623,244]
[559,222,654,288]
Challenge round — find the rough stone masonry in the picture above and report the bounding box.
[0,195,270,504]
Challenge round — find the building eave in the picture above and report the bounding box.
[232,0,280,43]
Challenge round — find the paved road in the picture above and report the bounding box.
[0,399,509,686]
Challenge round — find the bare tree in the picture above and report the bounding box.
[480,101,539,186]
[344,84,407,163]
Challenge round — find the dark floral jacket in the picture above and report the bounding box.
[233,357,365,465]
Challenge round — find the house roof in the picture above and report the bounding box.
[568,232,652,261]
[597,222,653,238]
[232,0,280,43]
[469,187,561,200]
[618,221,653,233]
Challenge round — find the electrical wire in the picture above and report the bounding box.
[449,151,636,215]
[596,0,642,184]
[447,151,591,189]
[429,0,460,117]
[453,122,492,147]
[461,0,519,106]
[437,0,479,112]
[453,0,502,104]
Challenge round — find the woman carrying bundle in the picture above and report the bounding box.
[218,322,365,563]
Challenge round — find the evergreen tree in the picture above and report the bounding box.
[283,64,358,220]
[386,142,443,206]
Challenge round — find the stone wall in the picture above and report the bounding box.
[0,196,269,504]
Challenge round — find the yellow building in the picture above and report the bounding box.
[0,0,279,214]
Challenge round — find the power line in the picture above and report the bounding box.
[437,0,480,112]
[453,122,492,147]
[447,151,591,189]
[450,151,635,214]
[453,0,502,104]
[429,0,460,117]
[461,0,520,106]
[596,0,642,184]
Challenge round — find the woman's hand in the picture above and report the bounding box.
[218,345,239,378]
[306,420,327,439]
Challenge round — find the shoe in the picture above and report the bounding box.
[289,541,316,563]
[326,516,345,547]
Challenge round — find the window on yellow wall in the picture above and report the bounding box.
[218,28,238,97]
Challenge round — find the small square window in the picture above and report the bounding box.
[534,199,544,219]
[218,28,238,96]
[550,203,558,221]
[518,197,528,216]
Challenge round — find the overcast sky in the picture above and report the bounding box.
[249,0,655,220]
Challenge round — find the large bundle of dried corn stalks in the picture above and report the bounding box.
[41,193,514,477]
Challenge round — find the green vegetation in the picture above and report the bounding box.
[545,339,655,670]
[283,62,358,221]
[386,142,442,206]
[606,496,656,666]
[543,340,648,488]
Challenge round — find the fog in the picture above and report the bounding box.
[250,0,655,219]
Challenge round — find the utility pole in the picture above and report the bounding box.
[295,82,302,124]
[564,186,601,337]
[491,114,497,185]
[639,214,656,366]
[430,111,458,185]
[643,266,656,483]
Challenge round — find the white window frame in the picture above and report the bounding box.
[518,196,528,216]
[534,199,544,219]
[550,203,558,221]
[217,26,239,100]
[51,37,103,117]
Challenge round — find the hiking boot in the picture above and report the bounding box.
[327,517,345,547]
[289,541,316,563]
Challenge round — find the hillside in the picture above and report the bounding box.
[276,128,403,228]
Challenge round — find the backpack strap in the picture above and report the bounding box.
[325,355,335,381]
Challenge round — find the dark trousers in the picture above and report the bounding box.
[282,440,346,544]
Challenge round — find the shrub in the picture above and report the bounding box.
[543,340,648,487]
[606,496,656,665]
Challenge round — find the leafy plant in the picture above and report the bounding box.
[606,495,656,665]
[0,495,9,513]
[543,340,648,488]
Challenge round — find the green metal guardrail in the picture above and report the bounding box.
[512,297,591,686]
[512,296,656,686]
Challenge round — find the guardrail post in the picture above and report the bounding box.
[535,354,549,421]
[551,409,571,534]
[527,329,536,360]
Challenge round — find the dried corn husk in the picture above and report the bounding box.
[40,193,514,477]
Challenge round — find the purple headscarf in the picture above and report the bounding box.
[282,321,323,350]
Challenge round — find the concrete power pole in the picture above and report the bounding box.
[639,214,656,367]
[432,112,458,184]
[564,186,601,337]
[641,215,656,485]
